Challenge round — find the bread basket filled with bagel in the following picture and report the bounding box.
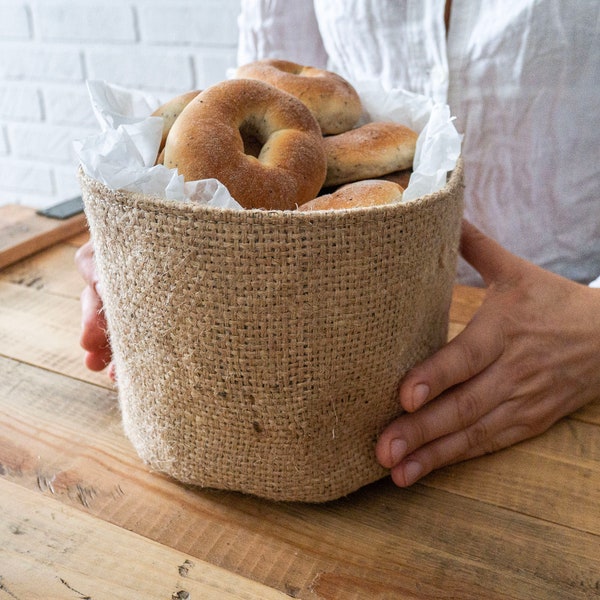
[76,59,463,503]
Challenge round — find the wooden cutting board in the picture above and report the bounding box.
[0,204,88,270]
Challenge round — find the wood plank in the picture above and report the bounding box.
[63,230,90,247]
[449,283,485,323]
[423,428,600,536]
[447,284,483,339]
[0,478,289,600]
[0,241,84,299]
[1,355,599,599]
[0,204,88,270]
[0,280,108,387]
[571,399,600,426]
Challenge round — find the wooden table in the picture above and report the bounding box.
[1,216,599,599]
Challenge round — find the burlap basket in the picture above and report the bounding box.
[79,161,463,502]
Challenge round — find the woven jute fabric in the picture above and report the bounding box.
[79,162,464,502]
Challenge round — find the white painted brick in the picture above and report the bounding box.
[34,1,137,43]
[0,42,84,82]
[8,122,91,164]
[0,84,43,121]
[86,47,194,92]
[192,48,238,88]
[44,85,96,127]
[0,2,31,40]
[0,158,55,195]
[54,163,81,199]
[0,0,246,208]
[138,0,240,46]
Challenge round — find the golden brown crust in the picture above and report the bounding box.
[324,122,418,187]
[378,168,413,189]
[152,90,202,154]
[297,179,403,211]
[235,59,363,135]
[163,79,327,210]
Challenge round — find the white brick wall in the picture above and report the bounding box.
[0,0,241,209]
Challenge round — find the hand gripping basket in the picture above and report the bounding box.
[79,161,463,502]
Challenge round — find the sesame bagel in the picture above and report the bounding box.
[297,179,404,211]
[235,59,363,135]
[324,121,418,187]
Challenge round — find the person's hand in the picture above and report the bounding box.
[74,241,115,380]
[376,219,600,486]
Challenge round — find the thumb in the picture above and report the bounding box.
[460,220,521,286]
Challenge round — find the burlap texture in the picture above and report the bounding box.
[79,162,463,502]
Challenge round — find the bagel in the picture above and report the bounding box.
[378,169,413,190]
[152,89,201,156]
[235,59,363,135]
[163,79,327,210]
[297,179,404,211]
[324,122,418,187]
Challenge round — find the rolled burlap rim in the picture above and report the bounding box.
[79,160,464,502]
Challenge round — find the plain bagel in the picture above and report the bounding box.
[152,89,201,157]
[163,79,327,210]
[235,59,363,135]
[324,121,418,187]
[297,179,404,211]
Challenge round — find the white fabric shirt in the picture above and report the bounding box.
[238,0,600,286]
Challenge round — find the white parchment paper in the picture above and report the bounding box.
[74,79,462,209]
[355,79,462,202]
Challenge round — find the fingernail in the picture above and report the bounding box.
[412,383,430,410]
[390,439,407,465]
[403,460,423,485]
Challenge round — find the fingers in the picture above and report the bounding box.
[76,241,113,374]
[400,221,519,412]
[84,349,112,372]
[375,222,600,488]
[459,220,517,286]
[398,312,505,413]
[75,241,96,285]
[388,411,531,487]
[396,221,515,414]
[107,362,117,381]
[376,365,505,469]
[79,281,112,372]
[377,374,530,486]
[80,285,106,348]
[375,223,511,476]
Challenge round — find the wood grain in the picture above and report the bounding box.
[1,354,599,599]
[0,204,88,270]
[0,241,85,298]
[0,280,108,386]
[0,479,290,600]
